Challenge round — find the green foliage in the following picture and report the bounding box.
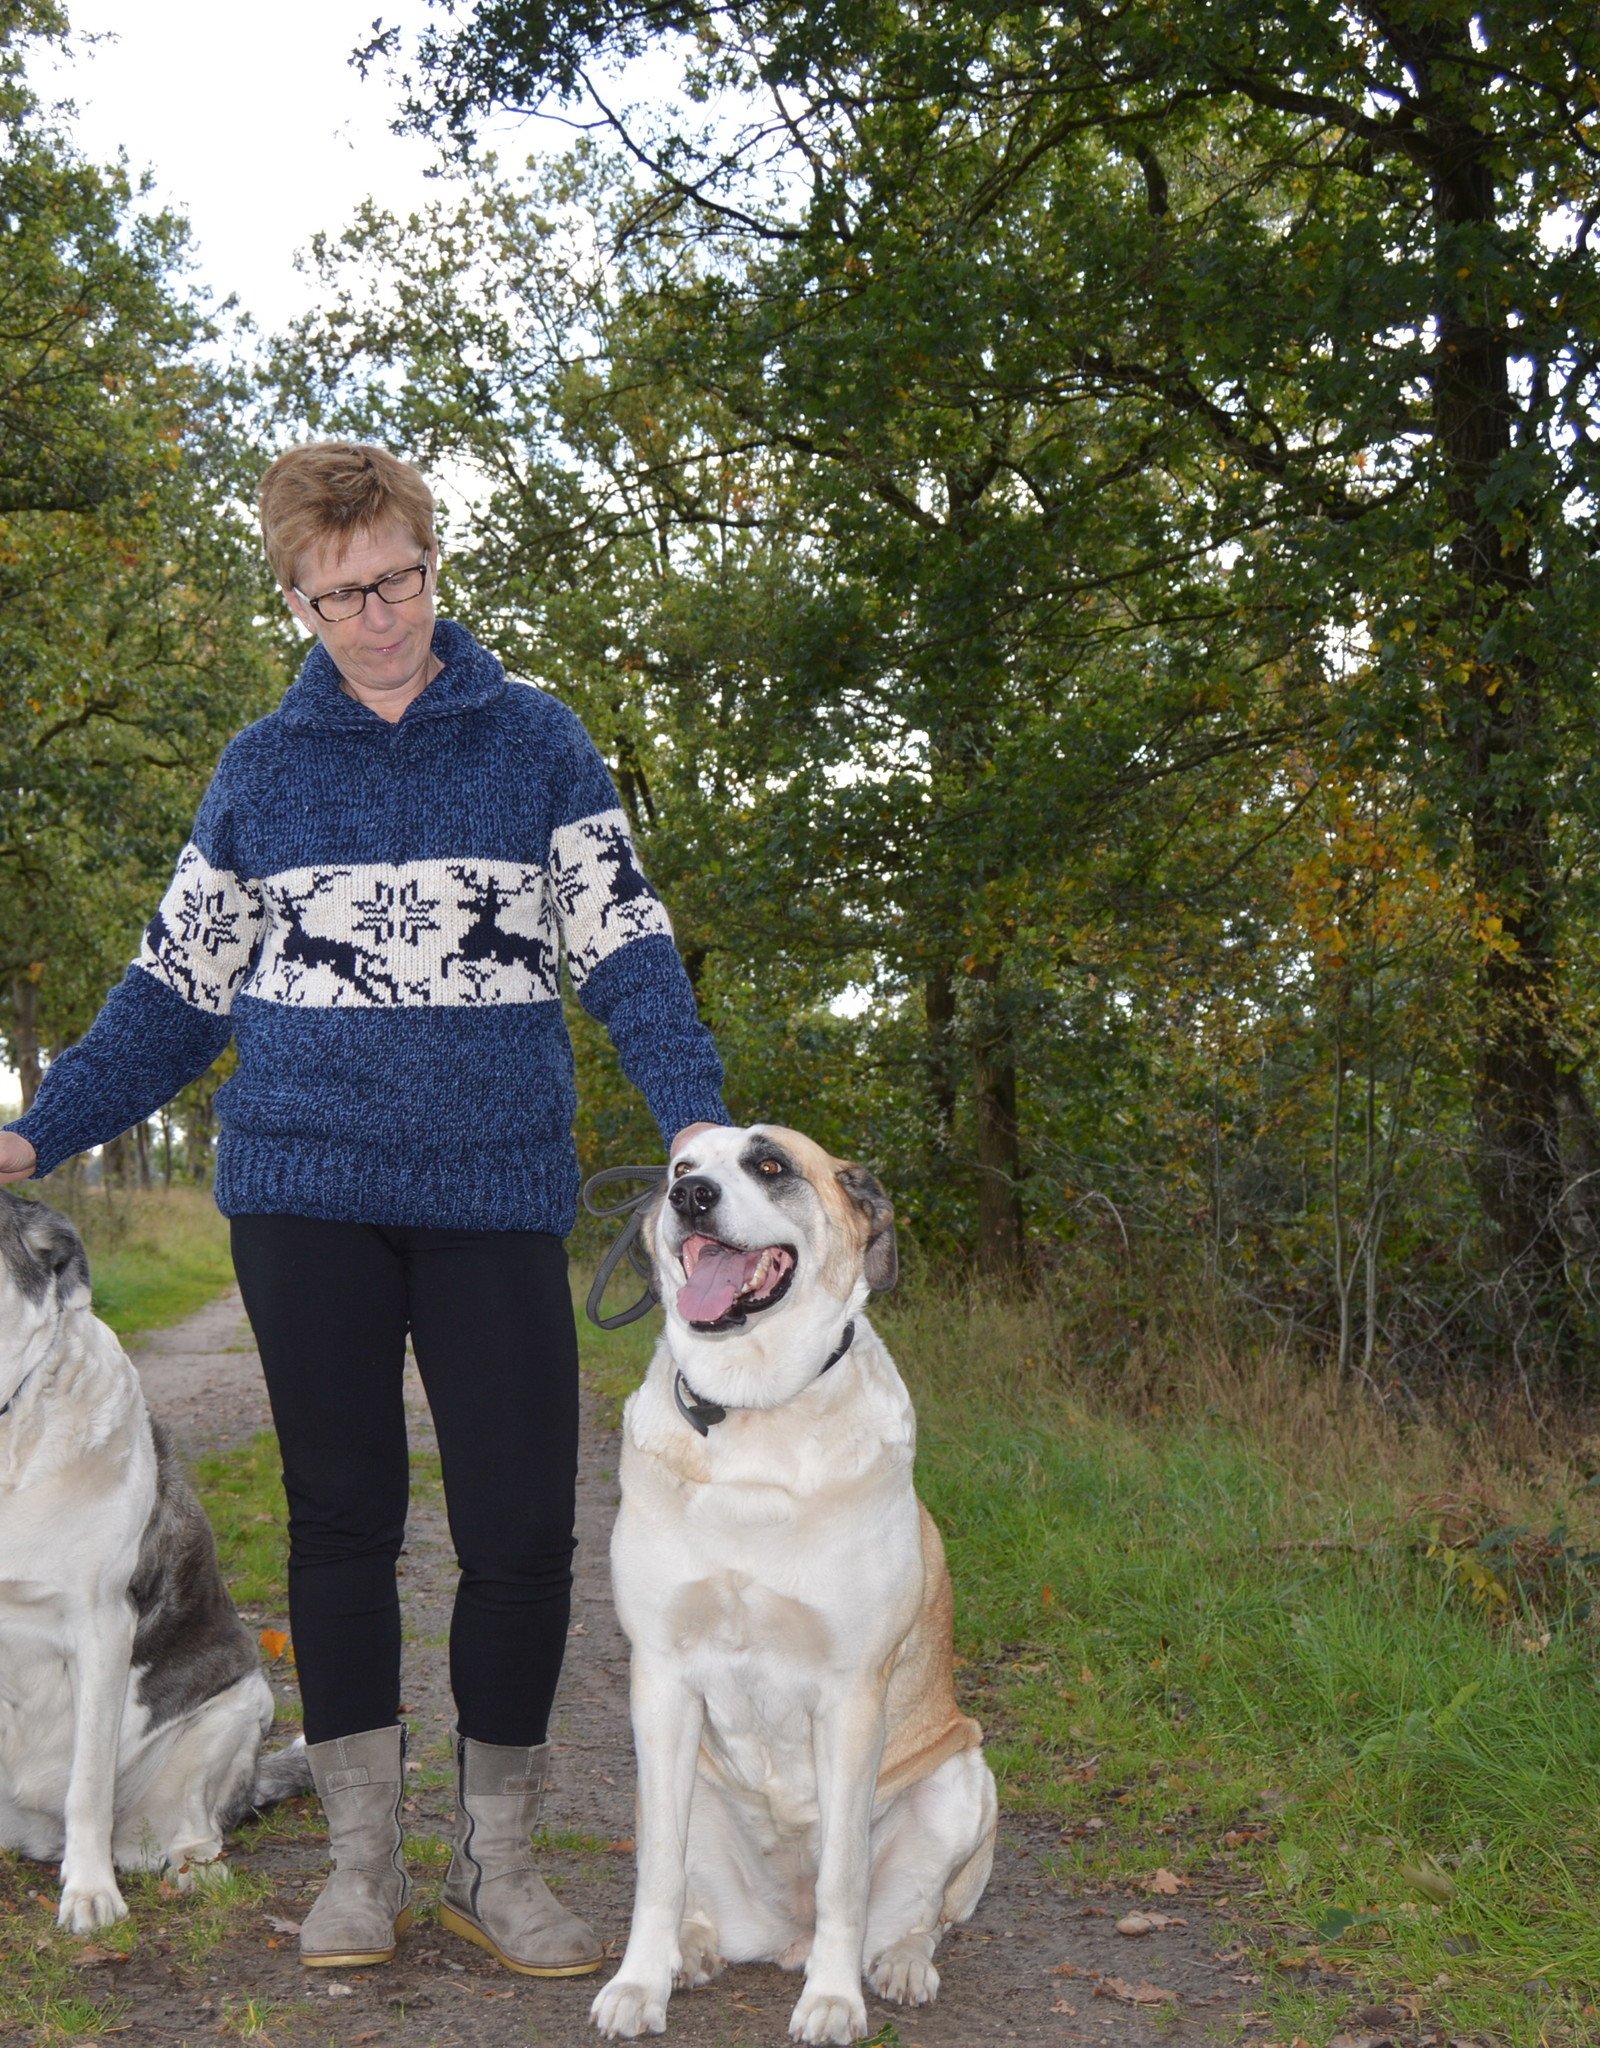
[0,4,288,1118]
[301,0,1600,1374]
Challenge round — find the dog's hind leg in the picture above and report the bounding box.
[126,1676,272,1888]
[674,1905,724,1989]
[681,1774,806,1977]
[863,1747,998,2008]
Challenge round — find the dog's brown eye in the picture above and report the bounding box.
[672,1160,692,1179]
[757,1158,784,1177]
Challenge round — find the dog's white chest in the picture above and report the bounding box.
[667,1568,833,1665]
[662,1571,827,1826]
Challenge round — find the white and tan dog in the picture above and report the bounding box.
[0,1189,305,1931]
[592,1126,997,2046]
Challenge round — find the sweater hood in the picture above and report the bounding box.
[275,618,508,731]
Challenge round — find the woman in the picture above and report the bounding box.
[0,441,727,1977]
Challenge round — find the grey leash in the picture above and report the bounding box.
[582,1164,666,1329]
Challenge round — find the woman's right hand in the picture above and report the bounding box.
[0,1131,38,1183]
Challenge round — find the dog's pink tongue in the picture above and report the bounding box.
[678,1244,759,1323]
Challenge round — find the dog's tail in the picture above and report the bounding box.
[251,1736,312,1807]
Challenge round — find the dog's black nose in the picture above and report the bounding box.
[669,1175,720,1219]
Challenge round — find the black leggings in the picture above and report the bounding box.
[229,1213,579,1748]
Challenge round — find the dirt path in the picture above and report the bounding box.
[103,1290,1356,2048]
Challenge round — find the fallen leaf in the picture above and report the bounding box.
[1050,1961,1082,1977]
[69,1944,129,1968]
[1095,1974,1181,2006]
[1050,1998,1078,2014]
[1116,1911,1188,1935]
[259,1629,290,1660]
[326,1982,355,1998]
[265,1914,301,1935]
[1078,1904,1110,1918]
[606,1838,635,1853]
[1399,1856,1455,1903]
[1144,1867,1191,1895]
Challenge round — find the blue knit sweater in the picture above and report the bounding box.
[6,620,729,1232]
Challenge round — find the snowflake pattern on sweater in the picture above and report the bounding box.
[138,807,675,1013]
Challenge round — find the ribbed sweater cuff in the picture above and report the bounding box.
[7,1107,90,1182]
[1,1115,53,1180]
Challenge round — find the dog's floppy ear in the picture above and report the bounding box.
[836,1164,898,1293]
[16,1198,90,1309]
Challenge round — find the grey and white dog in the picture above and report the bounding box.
[0,1188,306,1930]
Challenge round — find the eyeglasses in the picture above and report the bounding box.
[296,562,430,623]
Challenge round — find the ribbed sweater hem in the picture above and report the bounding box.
[214,1131,584,1235]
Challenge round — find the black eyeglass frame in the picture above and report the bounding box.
[294,561,432,623]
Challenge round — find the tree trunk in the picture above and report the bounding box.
[970,957,1023,1274]
[102,1131,128,1188]
[1423,46,1566,1344]
[924,970,959,1138]
[11,975,42,1110]
[187,1084,215,1184]
[134,1118,151,1191]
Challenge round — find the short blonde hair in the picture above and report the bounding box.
[258,441,436,590]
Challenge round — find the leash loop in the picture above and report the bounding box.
[582,1164,666,1329]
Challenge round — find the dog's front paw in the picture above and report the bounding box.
[868,1934,940,2005]
[591,1976,669,2038]
[787,1985,867,2045]
[58,1875,128,1933]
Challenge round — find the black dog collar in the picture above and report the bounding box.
[673,1321,856,1438]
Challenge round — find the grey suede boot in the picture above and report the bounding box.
[300,1725,414,1968]
[438,1736,602,1976]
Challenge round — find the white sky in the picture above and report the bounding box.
[29,0,532,336]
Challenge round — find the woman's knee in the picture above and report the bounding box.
[455,1538,577,1601]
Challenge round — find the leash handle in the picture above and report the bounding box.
[581,1164,666,1329]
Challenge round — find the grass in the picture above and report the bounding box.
[574,1266,1600,2046]
[880,1281,1600,2048]
[194,1430,293,1608]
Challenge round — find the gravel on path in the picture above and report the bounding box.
[100,1289,1326,2047]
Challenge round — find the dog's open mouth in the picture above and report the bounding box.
[676,1235,797,1329]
